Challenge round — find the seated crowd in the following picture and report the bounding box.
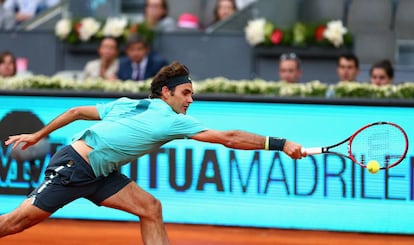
[1,43,396,87]
[0,0,244,32]
[0,0,244,82]
[275,51,394,86]
[0,0,399,87]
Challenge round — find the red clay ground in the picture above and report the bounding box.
[0,219,413,245]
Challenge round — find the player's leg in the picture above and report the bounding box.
[0,197,51,237]
[0,145,98,238]
[100,182,169,245]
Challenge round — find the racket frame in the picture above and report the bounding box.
[348,121,409,170]
[304,122,409,170]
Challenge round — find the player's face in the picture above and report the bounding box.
[337,58,359,82]
[165,83,194,114]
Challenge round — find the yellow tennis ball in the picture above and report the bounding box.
[367,160,380,174]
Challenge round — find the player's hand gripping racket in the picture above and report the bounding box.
[302,122,409,170]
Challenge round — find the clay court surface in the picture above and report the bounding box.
[0,218,413,245]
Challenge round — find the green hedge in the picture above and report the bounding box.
[1,76,414,99]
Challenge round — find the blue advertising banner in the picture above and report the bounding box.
[0,95,413,234]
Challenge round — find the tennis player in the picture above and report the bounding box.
[1,61,306,244]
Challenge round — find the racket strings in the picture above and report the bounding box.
[350,124,407,166]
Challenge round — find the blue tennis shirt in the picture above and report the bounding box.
[72,97,208,177]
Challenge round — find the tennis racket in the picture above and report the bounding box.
[302,122,409,170]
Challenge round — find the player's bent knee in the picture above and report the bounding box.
[140,197,163,220]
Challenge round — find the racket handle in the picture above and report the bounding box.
[301,147,323,155]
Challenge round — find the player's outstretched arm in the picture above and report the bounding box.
[5,106,100,150]
[191,129,305,159]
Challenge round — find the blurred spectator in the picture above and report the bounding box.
[144,0,176,32]
[0,51,17,77]
[370,59,394,86]
[177,13,199,30]
[83,37,119,80]
[337,53,360,82]
[15,56,28,73]
[42,0,59,7]
[236,0,256,9]
[278,53,302,83]
[213,0,238,24]
[36,0,60,13]
[117,34,168,81]
[0,0,15,30]
[3,0,40,23]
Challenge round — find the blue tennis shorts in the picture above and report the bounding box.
[28,145,132,213]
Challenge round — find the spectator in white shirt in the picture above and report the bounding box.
[83,37,120,81]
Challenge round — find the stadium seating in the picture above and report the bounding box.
[298,0,345,23]
[394,0,414,39]
[347,0,393,33]
[353,30,396,64]
[254,0,297,29]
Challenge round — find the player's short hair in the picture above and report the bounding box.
[150,62,191,98]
